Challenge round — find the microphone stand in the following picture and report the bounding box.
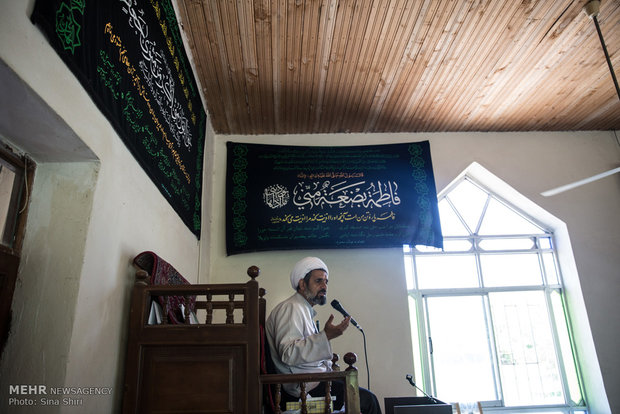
[344,317,371,391]
[405,374,439,404]
[330,300,370,390]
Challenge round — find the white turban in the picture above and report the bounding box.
[290,257,329,290]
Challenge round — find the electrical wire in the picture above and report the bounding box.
[18,157,30,214]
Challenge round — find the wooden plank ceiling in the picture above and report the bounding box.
[177,0,620,135]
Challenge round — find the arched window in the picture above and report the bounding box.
[404,167,586,413]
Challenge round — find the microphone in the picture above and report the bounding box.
[330,299,363,331]
[405,374,439,404]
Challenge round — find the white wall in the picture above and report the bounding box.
[207,131,619,413]
[0,0,203,412]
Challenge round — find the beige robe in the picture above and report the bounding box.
[265,292,333,397]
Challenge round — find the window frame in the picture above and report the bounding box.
[405,175,587,413]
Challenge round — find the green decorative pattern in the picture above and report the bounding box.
[231,144,249,247]
[409,143,434,243]
[192,110,205,233]
[55,0,85,54]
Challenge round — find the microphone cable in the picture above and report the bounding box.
[360,328,370,390]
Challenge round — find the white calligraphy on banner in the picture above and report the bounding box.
[292,180,401,210]
[120,0,192,149]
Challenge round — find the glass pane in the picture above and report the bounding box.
[446,179,488,233]
[490,291,564,406]
[438,198,469,237]
[538,236,552,249]
[480,253,543,287]
[416,255,479,289]
[542,252,559,285]
[426,296,497,402]
[417,240,472,252]
[479,198,543,236]
[442,239,472,252]
[551,290,583,405]
[478,238,534,251]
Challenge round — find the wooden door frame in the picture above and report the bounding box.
[0,143,35,356]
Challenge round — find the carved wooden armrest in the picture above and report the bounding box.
[260,352,360,414]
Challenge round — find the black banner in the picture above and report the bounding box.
[31,0,206,238]
[226,142,443,255]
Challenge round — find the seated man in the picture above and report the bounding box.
[265,256,381,413]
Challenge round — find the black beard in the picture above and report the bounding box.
[305,290,327,305]
[313,295,327,306]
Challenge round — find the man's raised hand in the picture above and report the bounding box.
[324,314,350,340]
